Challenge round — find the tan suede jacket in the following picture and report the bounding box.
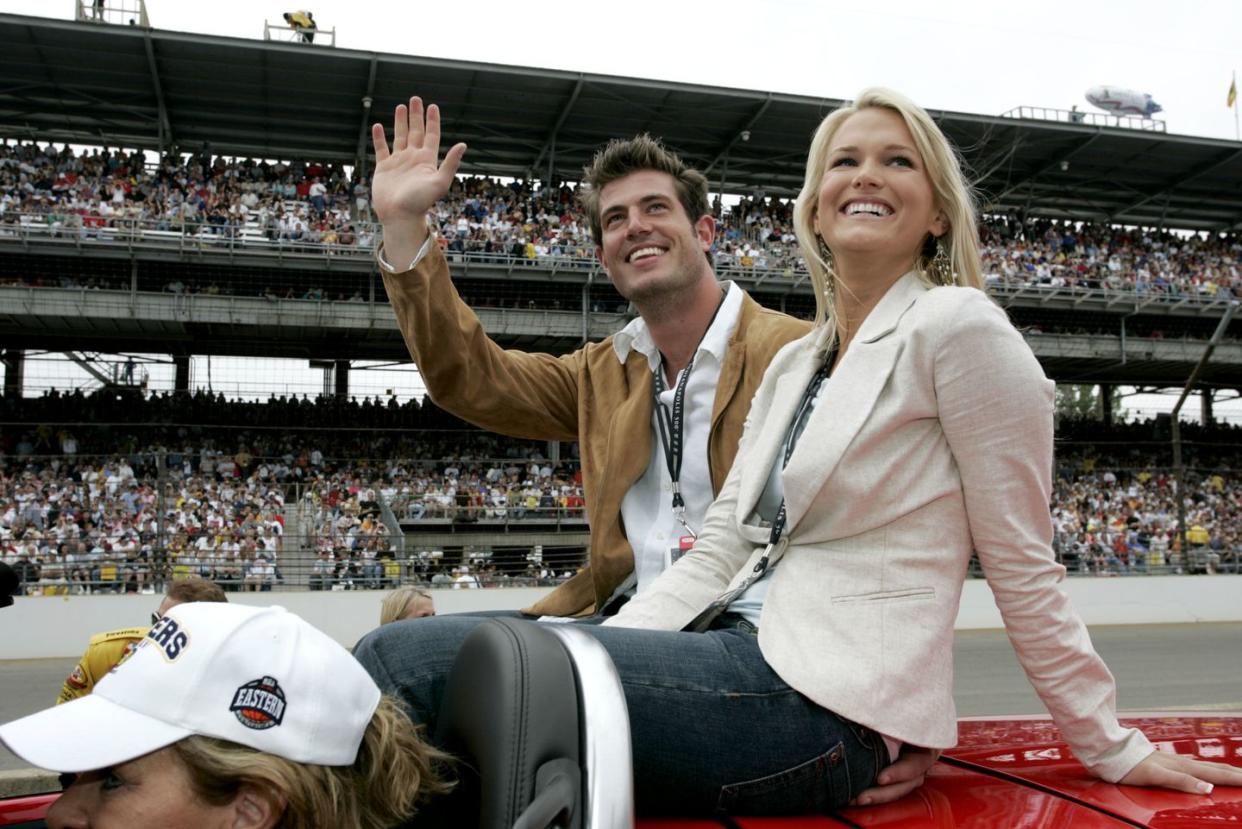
[382,246,810,616]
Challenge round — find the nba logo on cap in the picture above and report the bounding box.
[230,676,287,730]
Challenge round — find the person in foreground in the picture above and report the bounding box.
[0,603,450,828]
[356,87,1242,817]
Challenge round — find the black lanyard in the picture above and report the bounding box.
[682,347,836,633]
[756,349,835,560]
[651,288,728,537]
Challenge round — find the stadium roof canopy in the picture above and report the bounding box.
[2,12,1241,231]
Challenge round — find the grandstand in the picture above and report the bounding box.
[1,10,1241,595]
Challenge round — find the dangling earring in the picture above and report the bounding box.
[816,234,836,300]
[929,236,953,286]
[816,234,834,272]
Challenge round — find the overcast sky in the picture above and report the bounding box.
[3,0,1240,140]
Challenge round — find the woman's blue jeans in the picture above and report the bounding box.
[354,615,884,817]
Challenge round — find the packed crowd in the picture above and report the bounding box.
[0,141,371,248]
[1050,418,1242,574]
[301,470,396,590]
[2,389,586,594]
[4,386,496,435]
[3,140,1240,300]
[0,457,287,596]
[3,392,1238,595]
[980,216,1242,299]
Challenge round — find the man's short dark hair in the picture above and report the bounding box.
[579,134,711,248]
[167,576,228,604]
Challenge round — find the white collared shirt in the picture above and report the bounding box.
[614,283,743,596]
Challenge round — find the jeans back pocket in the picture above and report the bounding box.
[715,741,851,816]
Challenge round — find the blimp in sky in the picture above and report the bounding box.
[1085,86,1163,118]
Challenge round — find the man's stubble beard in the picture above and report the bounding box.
[617,252,713,323]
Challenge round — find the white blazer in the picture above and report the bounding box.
[607,272,1154,783]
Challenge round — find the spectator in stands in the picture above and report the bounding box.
[380,585,436,625]
[243,553,277,591]
[2,603,451,828]
[56,576,227,704]
[309,549,335,590]
[308,176,327,216]
[282,9,316,43]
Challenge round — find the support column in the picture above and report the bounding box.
[1099,384,1114,427]
[334,360,350,400]
[1202,389,1214,426]
[173,355,190,393]
[3,349,24,400]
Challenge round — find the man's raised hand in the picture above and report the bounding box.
[370,97,466,259]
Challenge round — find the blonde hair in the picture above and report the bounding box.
[172,694,454,829]
[792,88,983,343]
[380,585,435,626]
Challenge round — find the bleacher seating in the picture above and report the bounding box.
[0,389,587,594]
[2,392,1238,597]
[3,139,1239,304]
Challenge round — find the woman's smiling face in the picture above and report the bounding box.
[814,107,945,276]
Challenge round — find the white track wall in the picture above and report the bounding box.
[1,576,1240,660]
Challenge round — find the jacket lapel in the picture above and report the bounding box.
[711,295,754,425]
[780,273,927,530]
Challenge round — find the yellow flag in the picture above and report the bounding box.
[1230,78,1238,108]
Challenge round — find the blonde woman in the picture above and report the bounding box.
[380,584,436,625]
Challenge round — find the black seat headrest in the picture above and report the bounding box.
[435,618,583,829]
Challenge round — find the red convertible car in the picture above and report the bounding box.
[4,621,1239,828]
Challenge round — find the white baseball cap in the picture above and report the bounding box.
[0,603,380,772]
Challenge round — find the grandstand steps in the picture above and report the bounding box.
[280,505,316,587]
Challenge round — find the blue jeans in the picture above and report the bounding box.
[354,616,883,817]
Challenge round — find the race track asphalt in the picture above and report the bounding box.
[2,622,1240,773]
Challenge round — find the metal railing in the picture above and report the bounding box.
[2,212,1238,310]
[1001,105,1167,133]
[0,212,380,260]
[75,0,150,27]
[10,546,589,595]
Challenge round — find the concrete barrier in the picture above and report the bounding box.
[1,576,1239,659]
[0,769,58,798]
[0,586,555,659]
[955,574,1242,629]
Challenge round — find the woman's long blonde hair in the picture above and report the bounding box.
[792,88,984,345]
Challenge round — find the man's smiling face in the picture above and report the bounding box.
[595,169,714,306]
